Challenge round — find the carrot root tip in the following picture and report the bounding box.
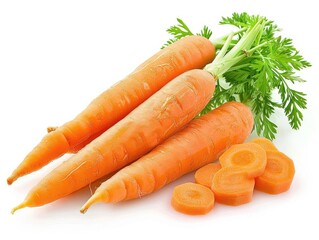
[11,202,27,214]
[7,175,16,185]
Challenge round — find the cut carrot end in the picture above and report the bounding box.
[11,202,27,214]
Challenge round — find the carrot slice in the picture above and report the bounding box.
[211,167,255,206]
[255,151,295,194]
[171,183,215,215]
[195,163,222,188]
[219,142,267,178]
[250,137,278,152]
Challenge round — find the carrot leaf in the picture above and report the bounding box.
[163,12,311,140]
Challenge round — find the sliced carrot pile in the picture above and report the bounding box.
[219,142,267,178]
[250,137,278,152]
[255,151,295,194]
[171,183,215,215]
[195,163,221,188]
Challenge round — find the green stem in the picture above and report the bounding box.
[211,28,247,50]
[205,18,265,80]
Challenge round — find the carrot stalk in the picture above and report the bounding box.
[7,35,215,184]
[80,102,253,213]
[12,69,216,212]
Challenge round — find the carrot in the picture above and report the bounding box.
[211,167,255,206]
[255,151,295,194]
[11,69,215,213]
[171,183,215,215]
[79,101,253,213]
[195,163,221,188]
[7,35,215,185]
[219,142,267,178]
[47,127,103,154]
[250,137,278,152]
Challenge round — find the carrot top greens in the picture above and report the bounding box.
[163,12,311,140]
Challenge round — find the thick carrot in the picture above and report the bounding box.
[255,151,295,194]
[80,101,253,213]
[195,163,222,188]
[219,142,267,178]
[11,69,215,213]
[211,167,255,206]
[171,183,215,215]
[7,35,215,185]
[250,137,278,152]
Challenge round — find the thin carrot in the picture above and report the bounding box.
[211,167,255,206]
[195,163,221,188]
[171,183,215,215]
[7,35,215,185]
[219,142,267,178]
[250,137,278,152]
[80,102,253,213]
[11,69,215,213]
[255,151,295,194]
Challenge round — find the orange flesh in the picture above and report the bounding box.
[171,183,215,215]
[255,151,295,194]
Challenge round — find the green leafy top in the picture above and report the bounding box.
[163,12,311,140]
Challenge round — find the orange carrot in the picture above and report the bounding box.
[250,137,278,152]
[79,102,254,213]
[171,183,215,215]
[7,36,215,185]
[255,151,295,194]
[195,163,222,188]
[11,69,215,213]
[219,142,267,178]
[211,167,255,206]
[47,127,103,154]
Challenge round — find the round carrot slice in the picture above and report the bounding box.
[171,182,215,215]
[219,142,267,178]
[250,137,278,152]
[211,167,255,206]
[255,151,295,194]
[195,163,222,188]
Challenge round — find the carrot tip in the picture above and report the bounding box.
[80,197,96,214]
[80,192,107,214]
[7,175,16,185]
[11,202,27,214]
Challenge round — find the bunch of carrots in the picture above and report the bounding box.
[8,13,307,215]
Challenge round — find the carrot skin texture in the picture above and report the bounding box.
[15,69,215,209]
[47,127,104,153]
[80,101,253,211]
[7,36,215,184]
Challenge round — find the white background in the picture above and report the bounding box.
[1,0,318,239]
